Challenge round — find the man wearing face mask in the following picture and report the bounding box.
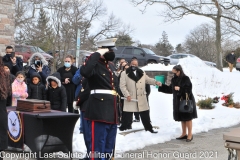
[119,57,161,133]
[80,38,119,160]
[26,53,50,85]
[2,46,23,75]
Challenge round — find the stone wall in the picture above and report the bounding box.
[0,0,15,56]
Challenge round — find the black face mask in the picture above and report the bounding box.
[104,51,115,61]
[131,66,137,71]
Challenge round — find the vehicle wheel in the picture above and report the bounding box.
[148,60,157,64]
[164,62,169,66]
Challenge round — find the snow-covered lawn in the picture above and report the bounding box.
[72,57,240,156]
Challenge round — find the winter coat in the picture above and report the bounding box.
[158,75,197,121]
[0,74,11,150]
[26,53,50,85]
[80,52,119,124]
[6,73,15,106]
[57,65,78,103]
[12,79,28,106]
[226,53,236,64]
[46,72,67,112]
[119,67,156,112]
[72,68,83,98]
[2,55,23,75]
[27,72,46,100]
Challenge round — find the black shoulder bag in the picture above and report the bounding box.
[179,93,193,113]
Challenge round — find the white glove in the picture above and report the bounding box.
[96,48,109,56]
[73,101,79,110]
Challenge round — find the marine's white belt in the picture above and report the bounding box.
[90,89,117,95]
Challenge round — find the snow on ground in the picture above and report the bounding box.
[72,57,240,156]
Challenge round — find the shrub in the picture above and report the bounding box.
[234,102,240,109]
[197,98,215,109]
[221,92,235,106]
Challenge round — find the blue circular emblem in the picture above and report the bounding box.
[7,111,22,142]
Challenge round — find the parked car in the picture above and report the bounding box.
[167,53,216,67]
[15,44,53,63]
[113,46,170,67]
[236,56,240,71]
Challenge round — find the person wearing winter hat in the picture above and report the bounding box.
[27,72,46,100]
[46,72,67,112]
[26,52,50,85]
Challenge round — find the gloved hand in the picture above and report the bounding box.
[96,48,109,56]
[73,101,79,110]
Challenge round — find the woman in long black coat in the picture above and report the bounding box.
[0,57,12,159]
[57,55,78,113]
[158,65,197,142]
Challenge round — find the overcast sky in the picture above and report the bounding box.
[102,0,212,48]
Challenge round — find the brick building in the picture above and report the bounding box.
[0,0,15,56]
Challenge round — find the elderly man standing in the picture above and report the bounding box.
[119,58,160,133]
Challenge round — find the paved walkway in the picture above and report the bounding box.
[2,124,239,160]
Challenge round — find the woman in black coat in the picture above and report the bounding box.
[0,57,12,159]
[57,55,78,113]
[158,65,197,142]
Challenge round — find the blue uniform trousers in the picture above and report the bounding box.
[88,121,117,160]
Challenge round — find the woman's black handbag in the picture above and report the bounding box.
[179,93,193,113]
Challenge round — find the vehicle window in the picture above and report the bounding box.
[123,48,132,54]
[36,47,45,53]
[189,55,195,57]
[143,48,155,55]
[30,47,37,53]
[22,47,30,52]
[181,55,188,58]
[133,49,144,55]
[15,46,22,52]
[171,55,181,59]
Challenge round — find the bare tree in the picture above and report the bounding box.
[130,0,240,71]
[184,23,216,62]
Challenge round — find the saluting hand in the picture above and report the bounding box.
[96,48,109,56]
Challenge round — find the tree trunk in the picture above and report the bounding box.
[215,17,223,71]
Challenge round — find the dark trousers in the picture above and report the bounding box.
[134,112,140,120]
[68,102,79,113]
[122,110,153,131]
[82,112,90,154]
[88,121,117,160]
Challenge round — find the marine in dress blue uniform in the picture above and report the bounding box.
[80,38,119,160]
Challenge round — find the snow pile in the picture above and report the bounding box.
[141,63,174,71]
[72,57,240,155]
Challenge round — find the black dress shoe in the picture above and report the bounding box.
[176,135,188,140]
[149,129,158,133]
[186,136,193,142]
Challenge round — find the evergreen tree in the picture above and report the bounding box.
[175,44,185,53]
[154,31,173,56]
[114,34,133,46]
[31,7,53,51]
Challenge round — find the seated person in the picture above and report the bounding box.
[46,72,67,112]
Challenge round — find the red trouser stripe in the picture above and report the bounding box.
[91,121,95,160]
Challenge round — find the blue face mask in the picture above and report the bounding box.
[64,62,71,68]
